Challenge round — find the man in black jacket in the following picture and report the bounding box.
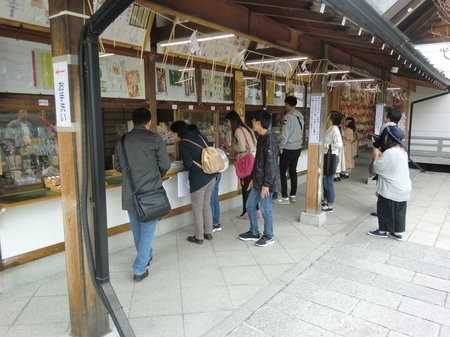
[114,108,171,281]
[238,110,281,247]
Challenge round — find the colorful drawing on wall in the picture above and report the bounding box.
[156,68,167,94]
[169,70,182,86]
[125,70,143,98]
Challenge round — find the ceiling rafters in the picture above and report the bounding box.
[139,0,318,56]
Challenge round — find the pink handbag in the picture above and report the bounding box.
[234,128,255,179]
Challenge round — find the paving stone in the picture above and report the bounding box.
[327,277,402,309]
[386,256,450,279]
[299,303,389,337]
[413,273,450,293]
[314,259,378,285]
[352,300,440,337]
[266,292,311,318]
[371,275,447,306]
[283,279,359,314]
[245,306,335,337]
[422,254,450,269]
[349,257,415,282]
[398,297,450,326]
[440,326,450,337]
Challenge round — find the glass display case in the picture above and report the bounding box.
[179,110,216,145]
[0,109,58,195]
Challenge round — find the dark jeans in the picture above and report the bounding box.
[241,175,259,215]
[279,149,301,198]
[377,194,407,233]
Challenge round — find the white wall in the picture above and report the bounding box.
[410,86,450,138]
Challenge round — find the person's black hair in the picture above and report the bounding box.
[284,96,297,107]
[170,120,190,137]
[330,110,343,126]
[386,107,402,124]
[346,117,356,132]
[225,110,256,144]
[132,107,151,126]
[187,124,201,134]
[253,109,272,130]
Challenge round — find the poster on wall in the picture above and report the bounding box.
[99,55,145,99]
[0,37,53,95]
[167,35,248,65]
[265,80,286,106]
[0,0,50,27]
[94,2,150,46]
[201,69,233,104]
[245,78,262,105]
[375,103,385,134]
[155,63,197,102]
[293,84,306,108]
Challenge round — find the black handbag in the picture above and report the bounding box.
[323,144,337,176]
[121,136,171,222]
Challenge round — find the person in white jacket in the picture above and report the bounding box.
[368,126,411,241]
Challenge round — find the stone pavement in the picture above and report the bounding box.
[1,151,449,337]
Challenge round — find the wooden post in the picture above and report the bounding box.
[49,1,109,336]
[305,49,329,214]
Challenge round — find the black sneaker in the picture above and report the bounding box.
[367,230,387,238]
[239,231,260,241]
[133,269,149,281]
[322,205,333,212]
[213,224,222,232]
[255,235,274,247]
[388,233,403,241]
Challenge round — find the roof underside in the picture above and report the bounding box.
[144,0,450,89]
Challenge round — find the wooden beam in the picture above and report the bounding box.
[138,0,319,56]
[230,0,313,9]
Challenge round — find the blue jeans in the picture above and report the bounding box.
[210,173,221,225]
[246,188,274,238]
[323,156,339,204]
[127,210,158,275]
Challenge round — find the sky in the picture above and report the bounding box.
[415,43,450,80]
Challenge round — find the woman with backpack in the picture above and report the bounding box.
[170,121,216,245]
[225,110,261,220]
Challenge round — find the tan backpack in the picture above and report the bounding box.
[182,137,225,174]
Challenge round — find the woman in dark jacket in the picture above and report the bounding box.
[170,121,216,244]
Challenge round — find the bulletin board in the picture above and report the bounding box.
[99,55,145,99]
[167,36,248,65]
[0,37,53,95]
[0,0,50,27]
[245,79,263,105]
[155,63,197,102]
[201,69,234,104]
[94,2,150,47]
[265,79,286,106]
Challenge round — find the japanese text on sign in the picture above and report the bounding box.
[309,95,322,144]
[52,61,72,128]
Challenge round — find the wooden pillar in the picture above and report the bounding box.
[305,50,329,214]
[49,1,109,336]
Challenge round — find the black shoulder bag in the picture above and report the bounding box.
[121,135,171,222]
[323,144,337,176]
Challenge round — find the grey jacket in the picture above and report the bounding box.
[279,109,304,150]
[114,125,171,210]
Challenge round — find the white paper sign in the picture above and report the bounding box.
[52,61,72,128]
[375,103,385,134]
[177,171,190,198]
[309,95,322,144]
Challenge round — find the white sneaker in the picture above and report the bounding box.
[273,197,290,205]
[289,195,296,203]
